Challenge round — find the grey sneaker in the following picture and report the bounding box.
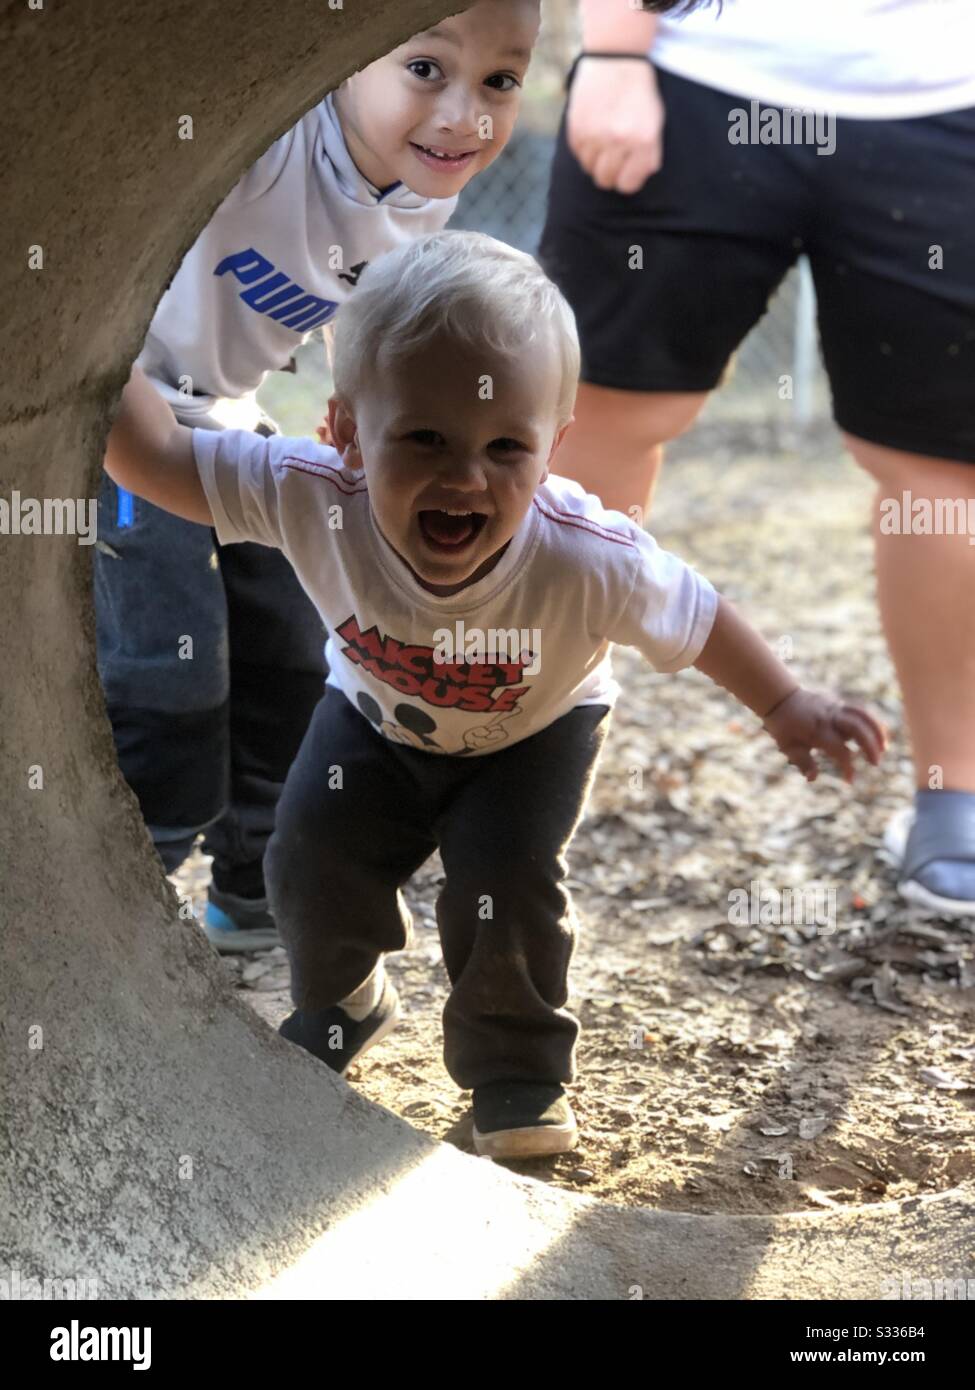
[204,886,282,953]
[472,1081,578,1159]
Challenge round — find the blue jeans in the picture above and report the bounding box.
[94,432,328,897]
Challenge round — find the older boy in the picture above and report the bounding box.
[95,0,542,951]
[104,231,885,1159]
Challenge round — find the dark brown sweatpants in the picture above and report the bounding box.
[265,685,610,1090]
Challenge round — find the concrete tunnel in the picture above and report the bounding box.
[1,0,972,1299]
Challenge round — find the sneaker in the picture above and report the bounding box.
[278,976,401,1075]
[472,1081,578,1159]
[882,797,975,919]
[204,886,282,953]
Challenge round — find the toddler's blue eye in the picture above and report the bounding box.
[492,438,525,452]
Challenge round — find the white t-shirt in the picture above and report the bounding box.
[193,430,719,757]
[138,93,458,426]
[651,0,975,120]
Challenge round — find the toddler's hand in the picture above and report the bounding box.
[316,416,335,447]
[762,688,887,784]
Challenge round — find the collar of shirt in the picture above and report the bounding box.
[318,90,432,210]
[364,499,542,614]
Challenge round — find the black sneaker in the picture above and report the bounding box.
[278,976,400,1076]
[204,886,281,954]
[472,1081,578,1159]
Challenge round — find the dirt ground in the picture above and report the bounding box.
[172,427,975,1216]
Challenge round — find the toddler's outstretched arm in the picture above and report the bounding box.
[693,594,887,783]
[103,365,213,525]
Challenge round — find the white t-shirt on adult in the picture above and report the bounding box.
[651,0,975,119]
[138,93,458,427]
[193,429,719,757]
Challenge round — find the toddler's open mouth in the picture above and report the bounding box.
[409,142,478,173]
[417,508,488,552]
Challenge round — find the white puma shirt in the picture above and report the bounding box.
[138,93,457,425]
[193,428,719,757]
[651,0,975,119]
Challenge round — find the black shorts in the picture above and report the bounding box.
[539,66,975,463]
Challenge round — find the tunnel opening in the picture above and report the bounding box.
[2,0,972,1300]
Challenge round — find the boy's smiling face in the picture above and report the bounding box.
[329,328,571,597]
[333,0,540,197]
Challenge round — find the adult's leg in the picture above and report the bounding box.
[555,382,707,517]
[434,704,611,1091]
[845,434,975,793]
[810,101,975,906]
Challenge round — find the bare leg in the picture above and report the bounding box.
[844,432,975,793]
[555,382,708,518]
[844,432,975,910]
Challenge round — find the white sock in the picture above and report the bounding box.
[339,963,385,1021]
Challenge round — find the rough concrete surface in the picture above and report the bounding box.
[1,0,972,1299]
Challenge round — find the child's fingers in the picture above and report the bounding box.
[833,706,887,766]
[784,742,818,781]
[817,726,856,783]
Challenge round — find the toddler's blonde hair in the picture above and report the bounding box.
[330,230,580,428]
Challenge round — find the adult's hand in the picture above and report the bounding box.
[566,57,665,195]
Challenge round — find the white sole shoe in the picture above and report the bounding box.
[882,806,975,919]
[473,1119,579,1160]
[471,1082,579,1159]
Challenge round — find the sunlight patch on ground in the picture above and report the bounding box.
[252,1144,580,1300]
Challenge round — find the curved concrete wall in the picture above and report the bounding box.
[1,0,970,1298]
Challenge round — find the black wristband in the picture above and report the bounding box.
[565,51,654,92]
